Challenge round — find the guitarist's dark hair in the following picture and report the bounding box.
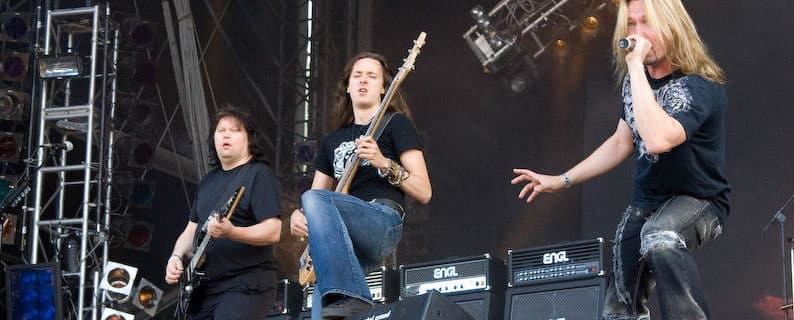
[331,52,413,130]
[207,104,266,167]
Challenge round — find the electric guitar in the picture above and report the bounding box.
[298,32,427,287]
[179,186,245,310]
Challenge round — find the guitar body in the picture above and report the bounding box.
[178,186,245,311]
[297,32,427,287]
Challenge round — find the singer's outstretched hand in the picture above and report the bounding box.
[511,169,567,203]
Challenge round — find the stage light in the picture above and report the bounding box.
[510,73,530,93]
[100,307,134,320]
[131,278,163,317]
[476,16,491,30]
[60,234,80,272]
[470,5,485,20]
[550,24,574,58]
[0,13,29,42]
[129,141,154,166]
[0,90,28,120]
[5,262,63,320]
[37,55,83,79]
[0,52,29,82]
[0,132,23,163]
[582,16,599,30]
[99,261,139,301]
[128,181,155,209]
[124,220,153,251]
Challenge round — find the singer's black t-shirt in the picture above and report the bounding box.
[620,72,730,224]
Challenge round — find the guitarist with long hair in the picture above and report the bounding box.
[290,52,432,319]
[164,106,282,319]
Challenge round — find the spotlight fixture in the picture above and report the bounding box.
[0,52,29,82]
[0,132,24,163]
[470,5,485,20]
[99,261,139,301]
[463,0,611,90]
[582,15,599,30]
[0,90,28,121]
[100,307,134,320]
[0,13,30,42]
[124,220,153,251]
[37,55,83,79]
[131,278,163,317]
[129,141,154,166]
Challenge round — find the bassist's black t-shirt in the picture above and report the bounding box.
[314,113,423,207]
[188,160,281,293]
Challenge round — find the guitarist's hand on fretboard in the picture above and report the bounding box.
[207,213,234,238]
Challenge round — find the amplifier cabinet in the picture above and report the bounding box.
[267,279,302,317]
[400,253,505,297]
[446,291,503,320]
[302,267,399,311]
[508,238,607,288]
[504,274,607,320]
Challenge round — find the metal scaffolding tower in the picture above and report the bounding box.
[29,4,116,320]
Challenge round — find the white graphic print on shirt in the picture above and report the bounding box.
[332,141,371,179]
[622,76,693,163]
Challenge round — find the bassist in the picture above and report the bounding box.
[164,106,282,320]
[289,52,431,319]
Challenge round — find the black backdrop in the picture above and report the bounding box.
[368,0,794,319]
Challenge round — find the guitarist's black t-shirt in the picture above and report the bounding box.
[189,160,281,293]
[314,113,423,207]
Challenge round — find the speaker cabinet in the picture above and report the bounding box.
[446,291,503,320]
[504,277,606,320]
[350,290,474,320]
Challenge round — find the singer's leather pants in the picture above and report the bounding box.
[602,195,723,320]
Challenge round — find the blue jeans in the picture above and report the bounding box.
[301,189,403,319]
[603,195,723,320]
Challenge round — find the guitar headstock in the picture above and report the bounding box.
[400,32,427,73]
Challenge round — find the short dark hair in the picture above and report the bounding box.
[207,104,265,166]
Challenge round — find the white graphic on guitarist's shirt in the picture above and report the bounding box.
[333,141,371,179]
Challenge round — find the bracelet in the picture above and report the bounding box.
[377,159,393,178]
[560,173,572,188]
[168,254,182,262]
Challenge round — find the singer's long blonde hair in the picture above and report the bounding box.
[612,0,725,84]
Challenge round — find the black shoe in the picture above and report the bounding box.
[321,296,373,319]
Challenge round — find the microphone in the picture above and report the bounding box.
[41,141,74,152]
[618,38,634,51]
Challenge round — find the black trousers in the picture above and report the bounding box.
[602,195,723,320]
[188,286,276,320]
